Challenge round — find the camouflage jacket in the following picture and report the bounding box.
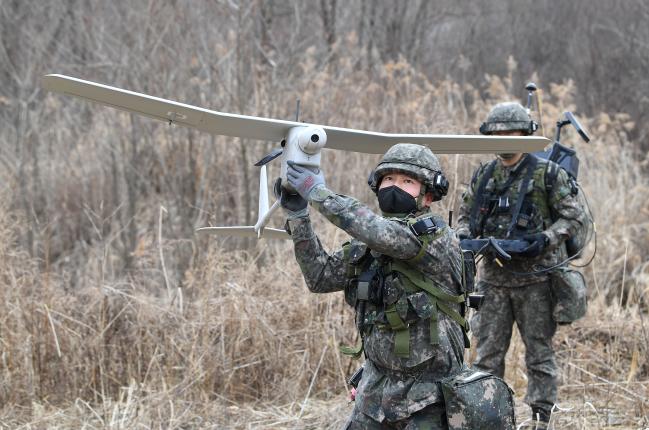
[288,185,465,423]
[456,154,585,287]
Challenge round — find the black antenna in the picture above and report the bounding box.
[525,82,537,110]
[295,99,301,122]
[448,210,453,227]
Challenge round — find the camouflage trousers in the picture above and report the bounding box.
[471,280,557,413]
[344,402,447,430]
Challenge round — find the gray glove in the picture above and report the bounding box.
[286,161,325,200]
[521,232,549,258]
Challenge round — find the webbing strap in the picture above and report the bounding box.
[385,306,410,357]
[391,261,465,304]
[390,260,468,349]
[506,155,538,238]
[339,339,363,358]
[495,156,532,195]
[469,160,497,236]
[429,301,440,344]
[545,161,559,193]
[470,156,536,237]
[406,215,444,263]
[409,234,432,263]
[437,301,470,331]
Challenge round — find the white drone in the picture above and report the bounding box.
[41,74,549,240]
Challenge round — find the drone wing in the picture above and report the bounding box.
[42,74,549,154]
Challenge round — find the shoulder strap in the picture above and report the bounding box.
[545,160,560,193]
[506,155,539,238]
[390,260,469,349]
[404,214,448,263]
[469,160,497,236]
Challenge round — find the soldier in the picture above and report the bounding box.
[456,102,586,428]
[279,143,467,429]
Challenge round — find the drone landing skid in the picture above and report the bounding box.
[196,226,290,240]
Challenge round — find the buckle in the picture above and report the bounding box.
[357,281,370,300]
[496,196,510,212]
[410,217,438,236]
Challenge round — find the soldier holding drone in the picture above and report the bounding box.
[280,144,515,429]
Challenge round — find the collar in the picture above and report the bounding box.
[381,207,431,220]
[500,153,529,176]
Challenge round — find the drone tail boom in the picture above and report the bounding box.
[196,165,290,240]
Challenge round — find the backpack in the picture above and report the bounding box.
[542,148,595,259]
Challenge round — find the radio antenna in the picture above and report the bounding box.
[525,82,544,135]
[295,98,301,122]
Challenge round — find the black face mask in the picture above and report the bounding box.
[378,186,418,214]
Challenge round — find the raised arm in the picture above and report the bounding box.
[308,186,423,260]
[284,160,426,260]
[287,216,351,293]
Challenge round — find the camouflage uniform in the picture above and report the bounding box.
[456,103,586,417]
[287,144,467,429]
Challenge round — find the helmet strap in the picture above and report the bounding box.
[416,189,427,211]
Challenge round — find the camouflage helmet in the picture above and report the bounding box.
[368,143,448,201]
[479,102,537,135]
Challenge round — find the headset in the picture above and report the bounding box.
[430,172,449,202]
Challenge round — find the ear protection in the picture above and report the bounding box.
[479,120,538,135]
[430,172,449,202]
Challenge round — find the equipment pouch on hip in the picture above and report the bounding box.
[441,367,515,430]
[550,268,587,324]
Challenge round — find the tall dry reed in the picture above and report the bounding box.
[1,53,647,428]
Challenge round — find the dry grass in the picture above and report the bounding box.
[1,54,648,428]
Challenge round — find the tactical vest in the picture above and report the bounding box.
[340,214,470,359]
[468,155,560,240]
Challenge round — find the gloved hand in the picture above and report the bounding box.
[286,160,325,200]
[273,178,308,219]
[521,232,549,258]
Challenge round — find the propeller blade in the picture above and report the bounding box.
[254,148,283,166]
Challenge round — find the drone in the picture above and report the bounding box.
[41,74,549,240]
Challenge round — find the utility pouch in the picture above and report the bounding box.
[356,269,383,305]
[550,268,587,324]
[515,212,532,228]
[462,250,476,294]
[441,367,516,430]
[462,250,481,310]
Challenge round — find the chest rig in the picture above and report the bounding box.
[469,155,551,239]
[340,215,470,359]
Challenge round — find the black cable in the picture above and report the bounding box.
[491,183,597,276]
[568,183,597,268]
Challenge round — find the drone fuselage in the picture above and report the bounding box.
[279,125,327,191]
